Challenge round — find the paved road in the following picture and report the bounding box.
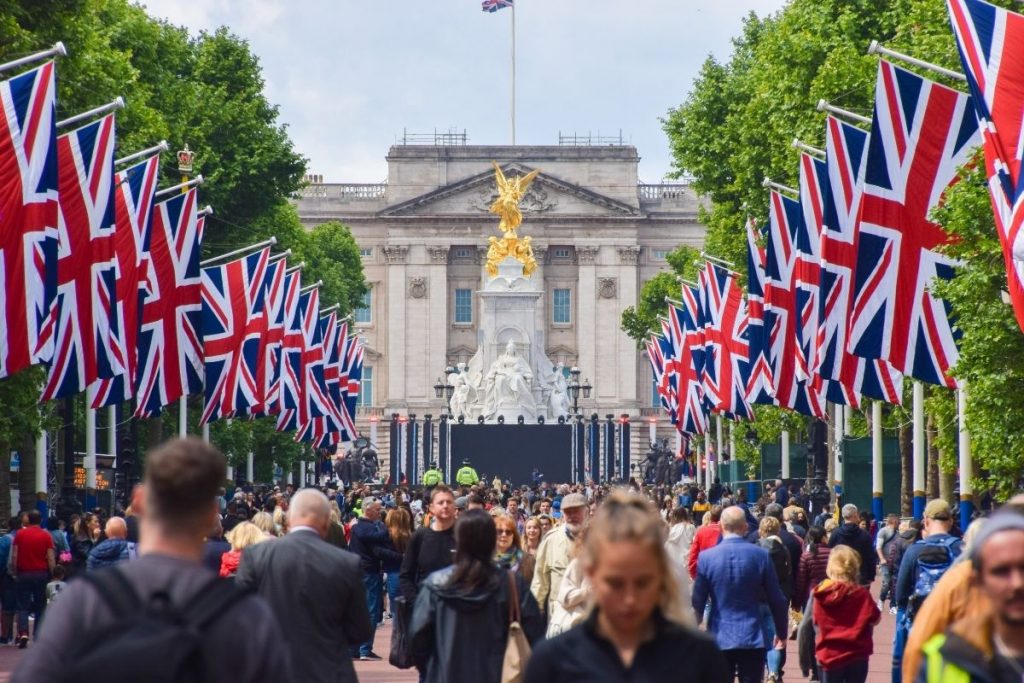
[0,594,901,682]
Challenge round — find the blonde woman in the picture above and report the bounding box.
[272,506,288,536]
[251,511,277,538]
[219,522,266,577]
[811,545,880,683]
[525,491,727,681]
[523,517,543,556]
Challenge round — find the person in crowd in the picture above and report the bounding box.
[202,518,231,572]
[692,490,711,520]
[13,438,288,682]
[326,504,349,549]
[9,510,54,647]
[44,565,66,606]
[526,490,728,682]
[0,516,21,644]
[494,513,535,585]
[893,499,962,682]
[531,492,589,620]
[692,506,788,683]
[400,485,457,605]
[410,509,544,682]
[666,506,696,594]
[547,529,588,638]
[538,498,553,516]
[47,518,70,564]
[86,516,130,571]
[758,516,791,682]
[69,513,97,574]
[812,545,880,683]
[537,513,554,537]
[688,504,723,581]
[766,503,804,593]
[828,504,877,586]
[347,496,390,661]
[236,487,371,683]
[381,506,411,620]
[916,511,1024,682]
[251,511,277,538]
[901,516,990,683]
[875,513,900,609]
[795,526,832,611]
[506,496,526,534]
[523,516,543,556]
[219,521,266,578]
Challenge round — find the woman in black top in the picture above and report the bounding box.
[524,490,729,683]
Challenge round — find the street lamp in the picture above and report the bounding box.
[434,366,456,414]
[568,367,592,415]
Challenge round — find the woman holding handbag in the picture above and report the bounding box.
[524,491,728,682]
[410,509,544,683]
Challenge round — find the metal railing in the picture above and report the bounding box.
[296,183,387,200]
[558,130,626,146]
[357,406,385,417]
[397,128,468,146]
[638,181,693,201]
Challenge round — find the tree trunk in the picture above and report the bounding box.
[18,430,37,515]
[926,415,940,501]
[0,445,11,529]
[899,421,913,516]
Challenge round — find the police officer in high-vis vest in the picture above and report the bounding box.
[455,459,479,487]
[422,463,443,487]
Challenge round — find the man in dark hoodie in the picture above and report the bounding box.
[86,517,129,571]
[828,503,877,586]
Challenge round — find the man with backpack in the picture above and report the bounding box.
[891,498,962,683]
[12,438,290,683]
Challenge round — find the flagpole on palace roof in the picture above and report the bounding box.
[511,0,516,145]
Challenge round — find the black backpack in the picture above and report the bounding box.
[59,567,246,683]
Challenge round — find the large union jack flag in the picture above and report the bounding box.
[334,322,359,443]
[797,153,827,386]
[41,113,120,401]
[745,218,776,407]
[671,299,708,435]
[135,188,204,418]
[90,154,160,408]
[275,270,304,432]
[0,62,58,379]
[200,247,271,424]
[699,261,753,419]
[237,255,288,419]
[848,60,979,389]
[819,116,903,405]
[298,310,344,445]
[948,0,1024,334]
[765,192,825,418]
[646,335,676,424]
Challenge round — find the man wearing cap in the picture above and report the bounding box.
[531,492,588,621]
[893,498,962,681]
[916,510,1024,683]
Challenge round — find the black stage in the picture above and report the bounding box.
[449,424,572,486]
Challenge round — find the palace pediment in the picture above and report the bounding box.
[379,163,640,218]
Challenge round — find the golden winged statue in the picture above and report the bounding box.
[485,161,540,278]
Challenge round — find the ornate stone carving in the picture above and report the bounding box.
[382,245,408,264]
[533,245,548,264]
[598,277,618,299]
[408,277,427,299]
[427,246,449,264]
[469,183,557,214]
[617,246,641,265]
[474,245,489,265]
[576,246,599,265]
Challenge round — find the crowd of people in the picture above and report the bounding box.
[2,440,1024,683]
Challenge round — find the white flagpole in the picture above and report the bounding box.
[511,1,516,145]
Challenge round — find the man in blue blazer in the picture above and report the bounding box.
[693,506,789,683]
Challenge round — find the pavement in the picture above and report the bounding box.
[0,593,900,682]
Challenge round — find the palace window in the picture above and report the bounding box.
[651,375,661,408]
[454,247,473,258]
[359,247,373,258]
[652,249,669,260]
[454,288,472,324]
[553,288,571,324]
[354,289,372,324]
[552,247,572,259]
[358,367,373,407]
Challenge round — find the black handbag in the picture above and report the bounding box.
[388,596,415,669]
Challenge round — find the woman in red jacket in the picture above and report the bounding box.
[812,545,881,683]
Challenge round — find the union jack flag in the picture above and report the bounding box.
[0,62,58,379]
[135,188,204,418]
[646,334,677,425]
[200,247,271,424]
[238,256,288,418]
[90,154,160,408]
[298,310,345,445]
[699,261,753,419]
[948,0,1024,334]
[342,333,363,438]
[848,60,979,389]
[765,192,825,418]
[658,317,682,427]
[797,153,827,385]
[819,116,903,405]
[275,270,304,432]
[745,218,776,406]
[334,323,358,442]
[482,0,513,12]
[671,300,708,435]
[41,113,120,401]
[289,288,333,441]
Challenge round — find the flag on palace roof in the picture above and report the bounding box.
[948,0,1024,335]
[482,0,513,12]
[848,60,978,389]
[0,62,58,380]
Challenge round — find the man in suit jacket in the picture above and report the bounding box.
[692,506,789,683]
[236,488,372,683]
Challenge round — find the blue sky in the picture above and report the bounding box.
[141,0,788,184]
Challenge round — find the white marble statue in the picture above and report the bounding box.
[548,363,571,420]
[448,370,471,420]
[482,340,537,420]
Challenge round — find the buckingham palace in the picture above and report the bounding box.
[293,134,706,444]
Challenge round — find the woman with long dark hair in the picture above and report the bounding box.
[410,509,544,683]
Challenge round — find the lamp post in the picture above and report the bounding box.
[568,366,592,415]
[433,366,456,416]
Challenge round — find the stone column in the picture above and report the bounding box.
[384,245,409,408]
[576,245,599,408]
[427,246,450,401]
[532,245,548,358]
[616,246,641,412]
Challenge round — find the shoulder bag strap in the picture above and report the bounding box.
[180,576,247,630]
[80,566,143,619]
[506,570,521,625]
